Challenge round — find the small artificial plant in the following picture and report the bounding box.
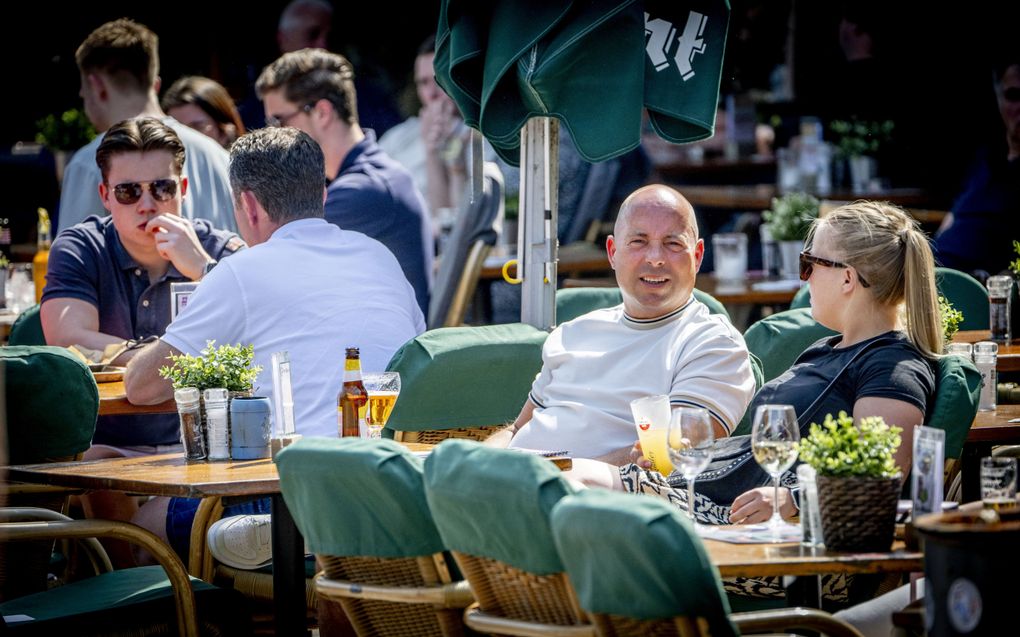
[35,108,96,151]
[158,340,261,392]
[761,191,820,242]
[939,295,964,344]
[798,411,902,478]
[829,119,895,159]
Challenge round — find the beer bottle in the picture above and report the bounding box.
[338,347,368,437]
[32,207,51,303]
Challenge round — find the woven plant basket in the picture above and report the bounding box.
[816,473,900,552]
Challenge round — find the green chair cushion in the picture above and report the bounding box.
[742,308,838,385]
[2,346,98,464]
[551,490,736,635]
[8,304,46,346]
[935,267,989,331]
[384,323,547,433]
[423,439,576,575]
[791,268,989,329]
[555,287,729,324]
[0,565,222,624]
[926,355,981,459]
[789,284,810,310]
[276,437,445,558]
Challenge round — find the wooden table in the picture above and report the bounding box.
[696,273,801,306]
[3,451,340,637]
[680,184,940,212]
[703,535,921,579]
[98,380,177,416]
[560,273,802,307]
[961,404,1020,502]
[481,241,610,281]
[953,330,1020,372]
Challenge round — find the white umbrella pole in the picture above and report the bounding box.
[518,117,559,330]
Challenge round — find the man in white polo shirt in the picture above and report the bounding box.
[490,184,755,463]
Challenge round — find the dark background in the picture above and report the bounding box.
[0,0,1013,255]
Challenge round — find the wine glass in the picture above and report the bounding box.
[667,407,714,527]
[362,372,401,438]
[750,404,800,539]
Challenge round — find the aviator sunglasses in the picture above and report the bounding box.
[799,251,870,287]
[109,179,179,205]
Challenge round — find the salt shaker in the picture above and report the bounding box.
[974,342,998,412]
[175,387,205,461]
[987,275,1014,344]
[203,388,231,460]
[796,464,823,547]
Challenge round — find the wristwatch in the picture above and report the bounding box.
[201,260,218,279]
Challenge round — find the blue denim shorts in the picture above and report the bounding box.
[166,495,273,562]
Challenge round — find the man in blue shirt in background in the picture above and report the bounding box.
[255,48,434,316]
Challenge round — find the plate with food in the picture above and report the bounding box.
[89,364,125,383]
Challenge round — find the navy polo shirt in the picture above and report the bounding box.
[44,215,244,446]
[324,130,434,316]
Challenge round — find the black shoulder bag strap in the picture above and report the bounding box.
[667,333,898,500]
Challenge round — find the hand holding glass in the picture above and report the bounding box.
[751,404,800,536]
[667,407,714,526]
[362,372,401,438]
[981,456,1018,511]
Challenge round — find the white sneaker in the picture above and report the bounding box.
[206,514,273,570]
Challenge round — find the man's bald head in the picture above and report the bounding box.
[607,184,704,319]
[615,185,698,239]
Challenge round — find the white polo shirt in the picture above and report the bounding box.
[163,218,425,438]
[509,297,755,459]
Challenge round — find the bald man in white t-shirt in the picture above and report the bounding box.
[488,185,756,464]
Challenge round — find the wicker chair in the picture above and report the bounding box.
[383,323,548,444]
[423,439,594,636]
[551,489,864,637]
[276,437,473,636]
[0,509,250,636]
[0,346,97,601]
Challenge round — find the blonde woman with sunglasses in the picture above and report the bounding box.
[574,201,941,524]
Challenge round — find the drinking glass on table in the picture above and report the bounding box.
[629,394,673,475]
[751,404,800,539]
[363,372,401,438]
[667,407,714,527]
[981,456,1018,512]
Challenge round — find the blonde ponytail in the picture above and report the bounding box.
[816,201,942,358]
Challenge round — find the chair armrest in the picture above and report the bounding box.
[0,518,200,637]
[0,507,113,574]
[463,602,596,637]
[732,607,865,637]
[316,575,475,608]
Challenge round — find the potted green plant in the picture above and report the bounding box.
[940,295,964,345]
[158,340,261,393]
[35,108,97,184]
[761,191,819,280]
[798,411,902,552]
[829,119,894,193]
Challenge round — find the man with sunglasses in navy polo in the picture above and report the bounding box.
[40,117,243,566]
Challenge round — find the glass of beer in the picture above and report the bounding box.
[363,372,401,438]
[629,394,673,475]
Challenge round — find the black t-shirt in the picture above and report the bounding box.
[750,331,936,433]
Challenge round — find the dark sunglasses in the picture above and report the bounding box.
[1003,87,1020,103]
[110,179,179,205]
[799,251,870,287]
[265,103,314,128]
